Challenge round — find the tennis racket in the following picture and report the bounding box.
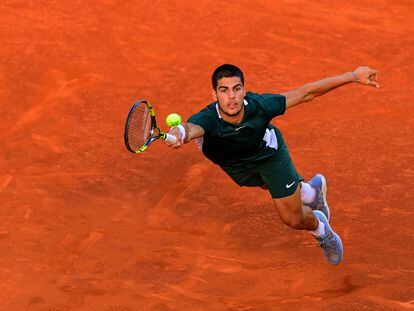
[124,99,177,153]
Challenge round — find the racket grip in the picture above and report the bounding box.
[164,133,177,144]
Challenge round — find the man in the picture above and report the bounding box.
[166,64,379,265]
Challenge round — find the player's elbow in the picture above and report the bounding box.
[301,84,316,102]
[303,93,315,102]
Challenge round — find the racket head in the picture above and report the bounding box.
[124,100,158,153]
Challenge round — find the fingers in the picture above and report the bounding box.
[170,138,184,148]
[165,128,183,148]
[369,80,380,88]
[170,143,182,149]
[165,140,183,148]
[165,136,183,148]
[368,71,380,88]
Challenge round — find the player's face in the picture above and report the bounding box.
[213,76,246,119]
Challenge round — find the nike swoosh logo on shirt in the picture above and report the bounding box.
[286,181,295,188]
[235,125,247,131]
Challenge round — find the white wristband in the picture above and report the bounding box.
[177,124,186,141]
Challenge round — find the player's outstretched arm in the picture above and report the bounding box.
[282,66,379,109]
[165,122,205,149]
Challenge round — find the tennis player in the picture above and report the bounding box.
[166,64,379,265]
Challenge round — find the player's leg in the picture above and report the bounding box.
[259,157,318,231]
[262,176,330,220]
[260,151,343,265]
[224,162,316,230]
[271,183,318,230]
[270,181,343,264]
[266,174,330,219]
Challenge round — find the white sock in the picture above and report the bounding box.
[311,220,326,237]
[301,182,316,204]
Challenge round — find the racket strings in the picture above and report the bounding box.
[128,104,152,150]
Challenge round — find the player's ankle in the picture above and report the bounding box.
[311,220,325,237]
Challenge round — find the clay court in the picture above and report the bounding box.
[0,0,413,310]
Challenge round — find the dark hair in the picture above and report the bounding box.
[212,64,244,90]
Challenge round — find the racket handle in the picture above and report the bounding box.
[164,133,177,144]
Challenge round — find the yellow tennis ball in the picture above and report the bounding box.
[166,113,182,127]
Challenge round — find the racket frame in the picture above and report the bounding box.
[124,100,169,153]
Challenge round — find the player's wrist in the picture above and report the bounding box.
[176,124,188,142]
[350,71,359,82]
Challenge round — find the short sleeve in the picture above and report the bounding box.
[187,108,216,137]
[247,92,286,118]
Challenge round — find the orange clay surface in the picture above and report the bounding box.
[0,1,413,310]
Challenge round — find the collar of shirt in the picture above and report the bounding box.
[215,99,249,119]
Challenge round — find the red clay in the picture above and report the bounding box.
[0,1,413,310]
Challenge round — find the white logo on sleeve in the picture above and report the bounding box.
[286,181,295,188]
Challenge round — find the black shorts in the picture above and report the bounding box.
[222,146,303,198]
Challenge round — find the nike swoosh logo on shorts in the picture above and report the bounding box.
[286,181,295,188]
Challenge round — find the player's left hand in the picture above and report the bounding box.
[352,66,380,88]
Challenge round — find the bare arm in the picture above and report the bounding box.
[165,122,205,148]
[281,66,379,109]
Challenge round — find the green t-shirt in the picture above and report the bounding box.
[188,91,287,168]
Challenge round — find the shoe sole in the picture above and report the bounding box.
[314,210,343,265]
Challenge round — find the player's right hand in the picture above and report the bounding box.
[165,126,183,148]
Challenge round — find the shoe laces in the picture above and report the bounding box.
[316,234,336,248]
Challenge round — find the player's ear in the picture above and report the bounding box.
[212,89,217,101]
